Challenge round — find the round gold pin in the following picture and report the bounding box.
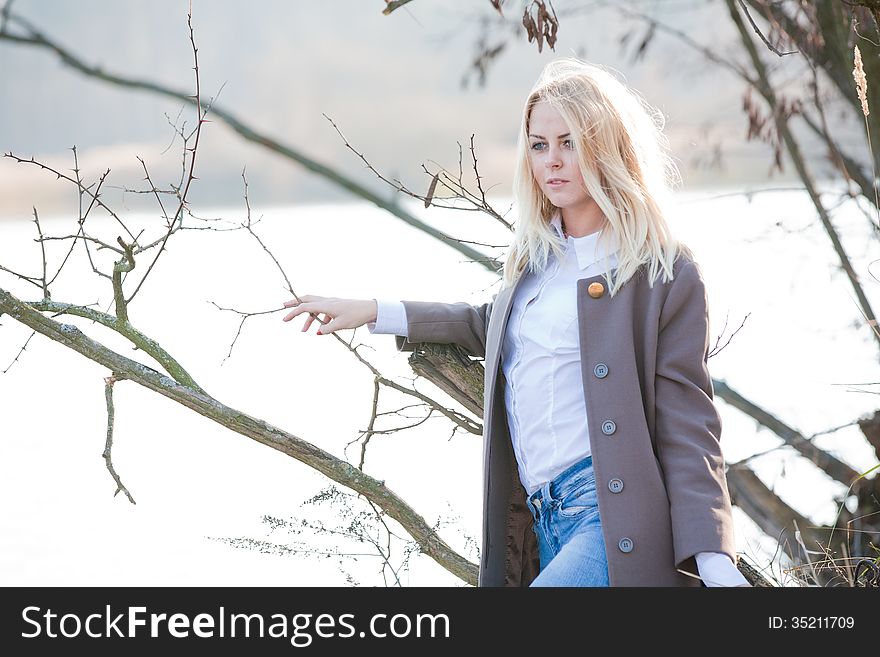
[587,282,605,299]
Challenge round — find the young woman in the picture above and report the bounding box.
[282,58,751,587]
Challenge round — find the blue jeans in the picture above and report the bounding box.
[525,454,610,587]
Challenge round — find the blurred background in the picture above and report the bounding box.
[0,0,878,587]
[1,0,834,219]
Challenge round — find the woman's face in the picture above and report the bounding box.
[527,101,592,213]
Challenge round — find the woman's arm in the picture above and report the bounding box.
[391,298,495,358]
[281,296,376,334]
[283,295,496,359]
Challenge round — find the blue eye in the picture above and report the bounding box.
[530,140,573,150]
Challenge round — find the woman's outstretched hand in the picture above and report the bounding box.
[281,295,378,335]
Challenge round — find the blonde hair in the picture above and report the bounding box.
[503,58,691,295]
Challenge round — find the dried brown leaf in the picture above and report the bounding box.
[521,1,558,54]
[424,173,439,208]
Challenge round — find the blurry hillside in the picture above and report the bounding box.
[0,0,854,220]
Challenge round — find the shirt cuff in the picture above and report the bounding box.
[695,551,749,587]
[366,299,408,336]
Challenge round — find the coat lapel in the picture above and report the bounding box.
[484,273,526,381]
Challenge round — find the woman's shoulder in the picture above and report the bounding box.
[662,247,710,307]
[671,242,699,273]
[664,244,709,290]
[621,245,707,310]
[633,243,701,289]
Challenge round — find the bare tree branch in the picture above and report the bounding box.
[102,374,136,504]
[0,285,480,585]
[716,379,863,487]
[0,8,500,274]
[736,0,798,56]
[724,0,880,356]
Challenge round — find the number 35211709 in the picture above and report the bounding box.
[769,617,855,629]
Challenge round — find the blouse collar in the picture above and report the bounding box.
[549,211,619,271]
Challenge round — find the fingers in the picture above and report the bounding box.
[281,296,336,335]
[281,296,319,322]
[281,295,321,321]
[282,294,318,308]
[282,305,331,334]
[303,313,330,333]
[282,306,303,322]
[316,314,333,335]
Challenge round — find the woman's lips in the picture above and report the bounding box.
[546,180,568,188]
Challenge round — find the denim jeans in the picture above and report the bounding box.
[525,454,610,587]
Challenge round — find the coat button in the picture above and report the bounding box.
[587,282,605,299]
[618,537,634,553]
[594,363,608,378]
[601,420,616,435]
[608,478,624,493]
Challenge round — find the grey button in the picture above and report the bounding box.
[608,478,624,493]
[534,498,542,509]
[618,537,634,553]
[594,363,608,378]
[601,420,616,435]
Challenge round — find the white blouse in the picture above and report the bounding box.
[500,212,614,495]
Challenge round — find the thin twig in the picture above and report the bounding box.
[0,7,499,273]
[2,329,36,373]
[736,0,798,56]
[102,374,136,504]
[30,207,49,300]
[124,6,206,306]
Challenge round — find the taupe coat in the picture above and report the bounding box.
[394,253,737,586]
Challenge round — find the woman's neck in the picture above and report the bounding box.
[561,199,605,237]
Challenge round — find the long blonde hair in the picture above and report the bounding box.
[503,58,690,295]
